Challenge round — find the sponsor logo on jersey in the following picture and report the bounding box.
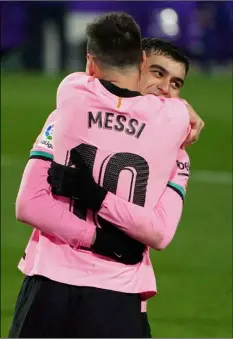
[38,123,54,150]
[176,160,190,171]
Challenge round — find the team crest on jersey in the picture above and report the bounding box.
[38,123,54,150]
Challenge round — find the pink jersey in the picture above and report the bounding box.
[54,73,189,248]
[17,72,190,301]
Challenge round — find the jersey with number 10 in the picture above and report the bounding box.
[42,72,189,298]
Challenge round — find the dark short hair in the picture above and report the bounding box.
[142,38,190,74]
[86,12,142,69]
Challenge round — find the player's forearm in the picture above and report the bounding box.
[98,187,183,250]
[99,149,189,250]
[16,159,95,248]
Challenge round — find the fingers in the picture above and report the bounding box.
[183,101,205,146]
[184,119,205,146]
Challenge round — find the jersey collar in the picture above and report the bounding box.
[99,79,141,98]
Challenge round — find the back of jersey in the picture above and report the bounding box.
[54,72,190,215]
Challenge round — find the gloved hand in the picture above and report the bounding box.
[48,157,146,264]
[48,156,107,212]
[92,218,146,265]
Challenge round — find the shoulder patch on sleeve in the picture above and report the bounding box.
[37,123,54,151]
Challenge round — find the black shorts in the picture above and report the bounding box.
[9,275,151,338]
[141,312,152,338]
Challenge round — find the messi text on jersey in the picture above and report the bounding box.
[88,111,146,139]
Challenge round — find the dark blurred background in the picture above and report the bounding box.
[1,1,233,73]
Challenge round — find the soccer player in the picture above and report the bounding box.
[48,38,197,337]
[10,14,201,338]
[137,37,197,336]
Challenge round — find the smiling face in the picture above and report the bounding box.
[140,53,186,98]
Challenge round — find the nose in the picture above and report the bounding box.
[157,81,170,96]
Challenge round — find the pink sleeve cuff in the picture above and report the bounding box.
[75,226,95,249]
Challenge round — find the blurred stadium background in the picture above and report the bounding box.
[1,1,232,337]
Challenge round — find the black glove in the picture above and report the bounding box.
[48,156,146,264]
[92,217,146,265]
[48,158,107,212]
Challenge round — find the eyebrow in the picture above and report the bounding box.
[149,64,184,87]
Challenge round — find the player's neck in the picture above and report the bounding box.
[98,68,140,93]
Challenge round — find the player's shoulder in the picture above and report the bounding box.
[58,72,88,87]
[138,94,165,110]
[46,109,57,123]
[30,110,57,158]
[160,97,189,120]
[143,95,189,123]
[57,72,93,106]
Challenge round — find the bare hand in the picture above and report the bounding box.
[183,101,205,147]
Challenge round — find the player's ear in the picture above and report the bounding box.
[86,54,95,76]
[85,54,91,75]
[140,51,147,72]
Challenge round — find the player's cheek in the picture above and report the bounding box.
[139,74,150,94]
[150,76,161,88]
[170,89,180,98]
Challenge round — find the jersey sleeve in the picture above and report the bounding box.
[29,111,56,162]
[98,149,190,250]
[152,149,190,249]
[167,149,190,201]
[16,158,96,249]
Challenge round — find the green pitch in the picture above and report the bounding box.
[1,72,232,337]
